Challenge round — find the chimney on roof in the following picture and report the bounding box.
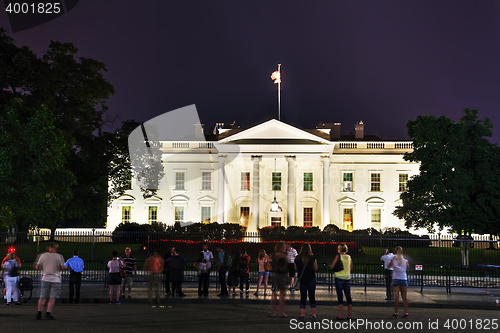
[355,121,364,139]
[331,123,341,139]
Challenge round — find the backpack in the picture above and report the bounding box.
[17,276,33,291]
[222,251,231,268]
[8,262,18,277]
[238,256,248,274]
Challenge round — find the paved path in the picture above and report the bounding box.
[23,282,500,310]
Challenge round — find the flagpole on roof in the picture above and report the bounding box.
[278,64,281,121]
[270,64,282,121]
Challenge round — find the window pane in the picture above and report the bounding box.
[343,173,352,181]
[175,172,185,190]
[271,217,281,227]
[240,207,249,225]
[175,207,184,222]
[272,172,281,191]
[201,207,211,223]
[343,208,353,232]
[370,173,381,191]
[303,208,313,227]
[304,173,313,191]
[202,172,211,190]
[241,172,250,190]
[148,206,157,224]
[122,206,131,223]
[343,173,353,192]
[399,174,408,192]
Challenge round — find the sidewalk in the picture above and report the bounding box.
[27,282,500,310]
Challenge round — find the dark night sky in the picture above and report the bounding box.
[2,0,500,143]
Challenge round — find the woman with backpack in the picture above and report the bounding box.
[2,252,21,305]
[330,243,353,320]
[295,243,318,319]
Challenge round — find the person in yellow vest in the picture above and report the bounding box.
[330,244,354,320]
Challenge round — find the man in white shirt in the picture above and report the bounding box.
[380,248,395,300]
[286,244,298,291]
[35,243,66,320]
[201,244,214,295]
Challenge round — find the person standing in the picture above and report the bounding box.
[2,252,20,305]
[380,248,395,300]
[144,251,164,306]
[216,245,229,296]
[254,249,270,296]
[238,249,251,296]
[200,244,213,295]
[295,243,318,319]
[65,250,84,304]
[107,251,123,304]
[194,253,209,297]
[388,246,410,318]
[2,247,21,303]
[168,248,186,296]
[121,247,137,299]
[163,247,175,295]
[330,243,353,320]
[286,244,298,292]
[270,242,288,318]
[35,243,66,320]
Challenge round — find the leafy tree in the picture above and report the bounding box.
[394,109,500,263]
[0,28,146,231]
[0,101,75,230]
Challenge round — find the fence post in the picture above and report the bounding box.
[446,266,451,294]
[91,228,95,272]
[438,233,442,266]
[420,268,423,293]
[364,265,367,293]
[36,227,40,258]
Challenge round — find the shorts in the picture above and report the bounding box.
[121,276,133,287]
[392,279,408,287]
[258,271,270,277]
[272,272,287,291]
[108,272,122,285]
[40,281,61,299]
[288,263,296,277]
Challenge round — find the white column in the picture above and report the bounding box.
[249,156,261,232]
[286,156,295,227]
[217,155,226,223]
[322,156,330,228]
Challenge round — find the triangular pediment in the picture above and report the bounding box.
[217,119,331,145]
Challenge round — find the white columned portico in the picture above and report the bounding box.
[217,155,226,223]
[249,155,261,232]
[286,156,295,227]
[322,155,330,228]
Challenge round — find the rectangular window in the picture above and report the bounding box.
[175,206,184,223]
[303,208,313,227]
[241,172,250,191]
[175,172,185,190]
[124,171,132,190]
[272,172,281,191]
[202,171,211,190]
[399,174,408,192]
[343,173,353,192]
[303,173,313,191]
[370,173,381,192]
[343,208,353,232]
[201,207,211,223]
[371,208,381,230]
[148,206,157,224]
[122,206,131,224]
[271,217,281,227]
[240,207,249,226]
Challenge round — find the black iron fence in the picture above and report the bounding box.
[1,230,498,291]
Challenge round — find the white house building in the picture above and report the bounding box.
[106,119,419,232]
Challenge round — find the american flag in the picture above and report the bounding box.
[270,71,281,84]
